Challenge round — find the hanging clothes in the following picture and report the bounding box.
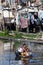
[29,14,35,33]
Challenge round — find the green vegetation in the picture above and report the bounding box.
[0,31,42,40]
[0,32,8,37]
[14,31,23,38]
[0,30,9,37]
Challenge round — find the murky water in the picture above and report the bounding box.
[0,42,43,65]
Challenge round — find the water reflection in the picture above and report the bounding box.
[22,57,29,65]
[0,41,43,65]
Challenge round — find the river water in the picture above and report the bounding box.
[0,42,43,65]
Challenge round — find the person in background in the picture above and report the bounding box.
[30,13,34,33]
[21,43,31,57]
[34,13,40,32]
[21,43,32,65]
[20,15,28,32]
[15,43,32,60]
[15,44,23,60]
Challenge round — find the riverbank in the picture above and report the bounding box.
[0,31,42,40]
